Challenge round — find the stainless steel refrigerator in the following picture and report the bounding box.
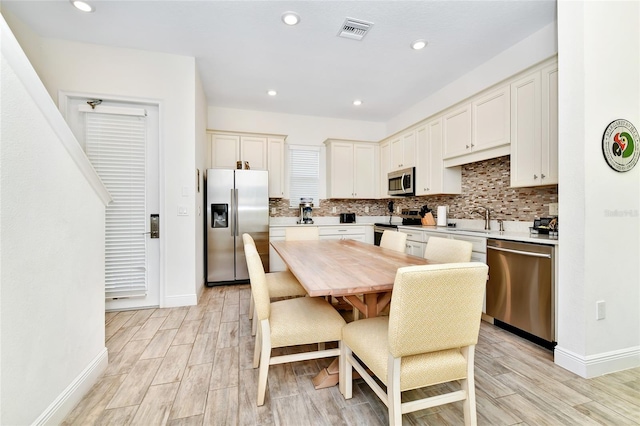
[205,168,269,285]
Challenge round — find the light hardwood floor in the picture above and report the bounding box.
[63,284,640,425]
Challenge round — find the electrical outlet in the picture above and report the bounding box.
[397,206,401,213]
[364,206,369,213]
[549,203,558,216]
[271,207,276,215]
[332,207,337,213]
[596,300,606,320]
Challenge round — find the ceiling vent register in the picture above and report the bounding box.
[338,18,374,41]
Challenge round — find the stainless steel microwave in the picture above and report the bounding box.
[388,167,415,196]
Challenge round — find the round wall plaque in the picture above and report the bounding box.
[602,119,640,172]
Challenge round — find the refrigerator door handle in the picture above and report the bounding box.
[230,189,235,237]
[234,188,239,236]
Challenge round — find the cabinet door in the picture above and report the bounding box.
[472,85,510,152]
[443,104,472,159]
[241,136,268,170]
[211,134,240,168]
[268,137,284,198]
[541,64,558,185]
[415,125,430,195]
[329,142,355,198]
[390,137,404,170]
[405,241,425,257]
[402,130,416,168]
[380,141,391,198]
[510,71,542,187]
[353,144,376,198]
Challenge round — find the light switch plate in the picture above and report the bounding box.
[364,206,369,213]
[271,208,276,215]
[177,206,188,216]
[549,203,558,216]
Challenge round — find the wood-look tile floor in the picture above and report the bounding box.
[63,284,640,425]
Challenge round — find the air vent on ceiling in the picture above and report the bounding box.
[338,18,373,41]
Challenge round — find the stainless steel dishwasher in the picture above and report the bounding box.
[486,239,555,343]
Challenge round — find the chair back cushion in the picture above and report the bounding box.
[380,230,408,253]
[423,236,473,263]
[285,226,319,241]
[242,233,256,247]
[244,244,270,320]
[388,263,488,358]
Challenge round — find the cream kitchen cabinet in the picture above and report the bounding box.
[325,139,378,199]
[415,118,461,196]
[390,130,416,171]
[510,60,558,187]
[208,131,287,198]
[399,228,425,257]
[443,84,511,167]
[380,140,391,197]
[267,137,285,198]
[319,225,371,242]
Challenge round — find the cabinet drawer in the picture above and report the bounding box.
[319,226,366,236]
[269,228,286,238]
[401,230,424,242]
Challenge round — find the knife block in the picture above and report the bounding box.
[421,212,436,226]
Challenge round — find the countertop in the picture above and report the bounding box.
[269,217,559,245]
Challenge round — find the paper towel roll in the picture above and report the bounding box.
[436,206,448,226]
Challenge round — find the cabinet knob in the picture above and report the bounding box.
[466,145,470,149]
[534,174,538,179]
[541,174,546,179]
[471,143,475,147]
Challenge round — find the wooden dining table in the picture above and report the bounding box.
[270,238,435,389]
[270,238,434,318]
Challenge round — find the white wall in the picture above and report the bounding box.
[35,38,200,307]
[386,22,558,136]
[195,69,208,297]
[1,21,107,424]
[555,0,640,377]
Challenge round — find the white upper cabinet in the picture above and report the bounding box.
[325,139,378,199]
[380,140,391,197]
[443,104,472,160]
[510,59,558,187]
[208,131,287,197]
[472,85,511,152]
[389,129,416,171]
[415,118,461,196]
[267,137,285,198]
[210,133,240,169]
[443,84,511,167]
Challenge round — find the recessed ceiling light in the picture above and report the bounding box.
[281,12,300,26]
[411,39,428,50]
[70,0,94,12]
[267,90,277,96]
[353,100,363,106]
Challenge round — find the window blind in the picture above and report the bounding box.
[289,146,320,208]
[85,112,148,299]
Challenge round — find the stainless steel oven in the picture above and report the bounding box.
[387,167,415,196]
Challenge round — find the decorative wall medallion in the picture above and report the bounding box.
[602,119,640,172]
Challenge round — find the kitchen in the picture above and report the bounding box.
[1,1,639,425]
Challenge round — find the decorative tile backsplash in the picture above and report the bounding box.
[270,156,558,222]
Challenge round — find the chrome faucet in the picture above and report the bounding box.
[475,206,491,230]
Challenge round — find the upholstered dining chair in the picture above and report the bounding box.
[244,243,346,406]
[380,230,408,253]
[340,262,489,425]
[242,234,307,336]
[423,236,473,263]
[284,226,319,241]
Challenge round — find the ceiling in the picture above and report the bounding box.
[1,1,557,122]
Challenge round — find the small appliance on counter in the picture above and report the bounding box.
[339,213,356,223]
[297,198,314,224]
[400,208,422,225]
[530,217,558,236]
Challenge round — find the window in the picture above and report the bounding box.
[289,145,320,208]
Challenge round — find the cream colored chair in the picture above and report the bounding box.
[340,262,489,425]
[284,226,319,241]
[380,230,408,253]
[242,234,307,336]
[244,243,346,406]
[423,236,473,263]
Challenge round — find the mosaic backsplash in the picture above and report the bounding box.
[270,156,558,222]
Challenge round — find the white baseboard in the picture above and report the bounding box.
[554,345,640,378]
[33,347,108,426]
[163,293,198,308]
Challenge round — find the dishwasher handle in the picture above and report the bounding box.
[487,245,552,259]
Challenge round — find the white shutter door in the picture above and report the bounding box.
[85,112,147,299]
[289,147,320,208]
